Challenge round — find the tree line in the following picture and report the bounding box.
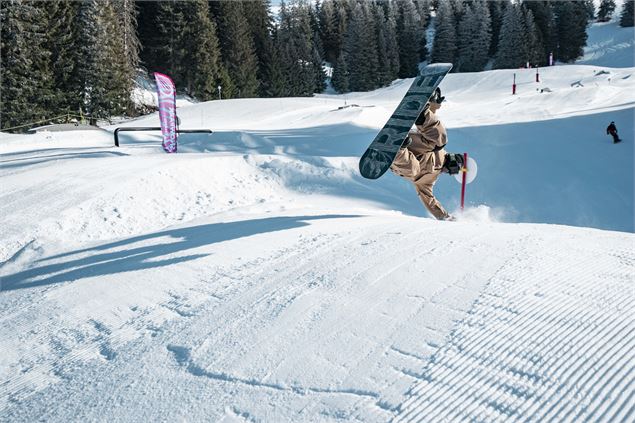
[2,0,634,132]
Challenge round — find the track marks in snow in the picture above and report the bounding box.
[166,343,381,401]
[3,216,632,422]
[151,219,503,420]
[0,316,121,411]
[395,231,635,422]
[90,319,117,361]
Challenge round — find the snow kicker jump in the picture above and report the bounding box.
[359,63,453,180]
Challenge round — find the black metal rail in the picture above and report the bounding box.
[114,127,213,147]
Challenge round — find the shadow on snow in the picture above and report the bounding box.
[1,215,360,292]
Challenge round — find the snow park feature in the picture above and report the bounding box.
[113,73,212,149]
[1,18,634,423]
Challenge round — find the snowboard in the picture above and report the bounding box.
[359,63,453,180]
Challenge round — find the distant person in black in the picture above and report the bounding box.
[606,121,622,144]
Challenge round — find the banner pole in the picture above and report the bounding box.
[460,153,468,211]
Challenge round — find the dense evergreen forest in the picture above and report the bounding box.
[1,0,634,131]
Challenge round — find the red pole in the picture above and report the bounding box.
[460,153,468,211]
[512,73,517,95]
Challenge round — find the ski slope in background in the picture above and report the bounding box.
[579,4,635,68]
[1,19,634,422]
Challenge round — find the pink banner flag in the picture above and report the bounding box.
[154,72,178,153]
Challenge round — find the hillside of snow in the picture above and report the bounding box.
[579,3,635,68]
[1,23,634,421]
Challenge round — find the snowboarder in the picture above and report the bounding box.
[390,88,464,221]
[606,121,622,144]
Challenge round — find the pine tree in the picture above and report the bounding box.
[522,8,544,67]
[112,0,139,114]
[318,0,339,64]
[74,1,109,119]
[598,0,615,22]
[457,0,491,72]
[374,2,400,85]
[135,1,158,71]
[431,0,457,66]
[76,0,132,119]
[597,0,616,22]
[179,0,224,101]
[413,0,432,28]
[334,0,349,55]
[215,1,259,98]
[1,0,53,130]
[152,1,223,99]
[114,0,140,75]
[342,3,379,91]
[331,52,350,93]
[257,34,283,98]
[374,5,391,85]
[216,65,236,100]
[276,0,326,96]
[312,43,327,94]
[263,28,287,97]
[274,1,294,96]
[523,1,557,66]
[449,0,465,32]
[43,1,80,116]
[620,0,634,27]
[243,0,276,97]
[584,0,596,20]
[412,0,430,61]
[554,1,588,62]
[487,0,507,56]
[309,3,327,93]
[153,2,189,82]
[494,2,526,69]
[397,0,423,77]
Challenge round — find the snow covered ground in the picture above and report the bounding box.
[1,28,634,422]
[580,2,635,68]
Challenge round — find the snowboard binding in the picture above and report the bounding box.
[443,153,464,175]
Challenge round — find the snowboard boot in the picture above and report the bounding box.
[443,153,464,175]
[401,136,413,149]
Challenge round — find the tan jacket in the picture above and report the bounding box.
[390,106,450,220]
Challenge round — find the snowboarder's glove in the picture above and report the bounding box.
[432,87,445,104]
[443,153,464,175]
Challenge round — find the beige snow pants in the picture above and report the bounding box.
[391,146,450,221]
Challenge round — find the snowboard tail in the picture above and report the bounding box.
[359,63,453,179]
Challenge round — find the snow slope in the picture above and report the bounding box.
[1,63,634,422]
[579,6,635,68]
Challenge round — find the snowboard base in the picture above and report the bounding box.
[359,63,453,179]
